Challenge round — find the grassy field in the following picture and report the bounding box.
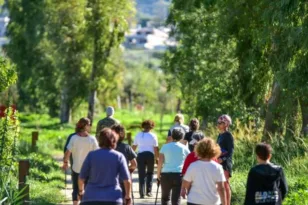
[17,110,308,205]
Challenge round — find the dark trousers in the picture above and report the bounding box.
[161,173,182,205]
[72,170,79,201]
[137,151,154,197]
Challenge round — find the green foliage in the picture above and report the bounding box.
[0,56,17,92]
[6,0,135,121]
[163,0,308,136]
[0,108,20,204]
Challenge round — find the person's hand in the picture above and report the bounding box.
[125,196,132,205]
[180,188,187,199]
[129,168,135,174]
[78,190,84,201]
[61,162,68,170]
[157,176,161,185]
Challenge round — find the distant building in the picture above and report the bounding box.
[0,16,9,47]
[123,27,176,50]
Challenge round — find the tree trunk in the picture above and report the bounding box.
[300,98,308,136]
[200,115,208,130]
[128,90,133,111]
[176,98,182,113]
[263,82,281,140]
[285,99,300,139]
[60,86,70,123]
[87,89,96,124]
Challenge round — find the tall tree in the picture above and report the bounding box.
[86,0,133,122]
[6,0,59,115]
[47,0,89,123]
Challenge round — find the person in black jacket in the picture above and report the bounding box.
[217,114,234,205]
[244,143,288,205]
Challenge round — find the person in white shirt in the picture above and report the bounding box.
[132,120,159,198]
[181,138,227,205]
[62,118,99,205]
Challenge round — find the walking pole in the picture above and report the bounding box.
[64,169,67,197]
[154,179,160,205]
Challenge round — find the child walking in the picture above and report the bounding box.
[244,143,288,205]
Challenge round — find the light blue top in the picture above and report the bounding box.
[160,142,190,173]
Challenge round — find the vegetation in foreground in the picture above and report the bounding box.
[4,111,304,205]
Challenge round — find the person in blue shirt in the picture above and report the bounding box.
[157,128,190,205]
[78,128,132,205]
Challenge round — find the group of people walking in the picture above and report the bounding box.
[62,106,288,205]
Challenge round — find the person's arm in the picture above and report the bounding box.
[166,129,172,143]
[280,168,288,200]
[62,150,71,170]
[154,147,159,163]
[156,153,165,181]
[123,179,132,204]
[129,158,137,173]
[63,133,74,153]
[95,120,101,138]
[78,177,86,199]
[78,153,91,199]
[181,180,192,199]
[132,134,138,151]
[119,155,132,204]
[216,181,226,205]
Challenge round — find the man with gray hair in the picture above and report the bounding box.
[95,106,120,138]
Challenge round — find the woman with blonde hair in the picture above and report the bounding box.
[166,114,189,143]
[181,138,226,205]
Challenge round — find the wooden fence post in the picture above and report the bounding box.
[127,132,132,146]
[31,131,38,152]
[19,160,30,205]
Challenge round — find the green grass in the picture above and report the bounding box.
[17,111,308,205]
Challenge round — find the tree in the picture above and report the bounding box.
[6,0,59,115]
[47,0,89,123]
[163,0,308,137]
[86,0,134,122]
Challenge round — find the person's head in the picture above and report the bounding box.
[190,131,205,146]
[195,138,221,160]
[255,143,272,162]
[141,120,155,132]
[98,128,119,149]
[106,106,115,117]
[75,118,91,133]
[111,124,125,142]
[217,114,232,132]
[174,113,185,124]
[189,118,200,131]
[171,128,185,141]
